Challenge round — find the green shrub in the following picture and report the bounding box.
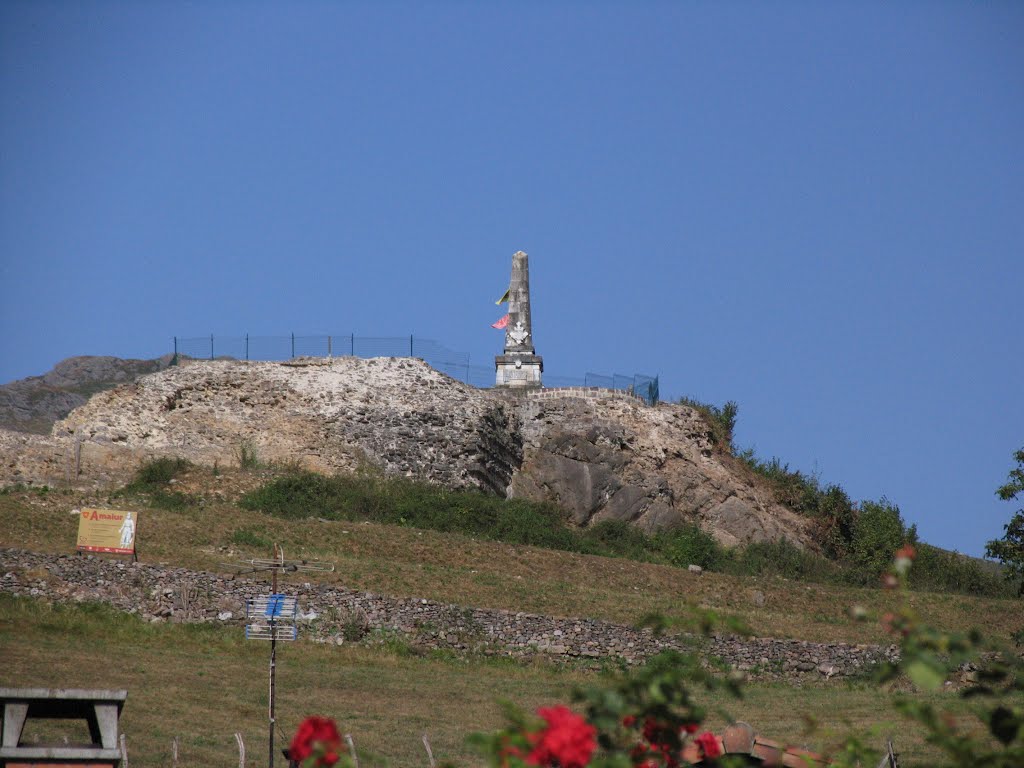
[582,520,656,561]
[727,539,841,582]
[654,524,726,570]
[240,471,587,553]
[909,543,1015,597]
[735,450,857,559]
[230,528,271,550]
[847,498,909,583]
[678,397,738,450]
[235,440,261,470]
[148,489,198,511]
[131,457,191,487]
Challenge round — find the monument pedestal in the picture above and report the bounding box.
[495,250,543,389]
[495,354,543,388]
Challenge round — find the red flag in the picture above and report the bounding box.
[491,314,509,329]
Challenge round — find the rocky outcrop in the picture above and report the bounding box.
[510,391,810,546]
[0,548,897,681]
[0,355,174,434]
[0,356,813,548]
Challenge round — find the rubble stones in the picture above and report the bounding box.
[1,547,898,682]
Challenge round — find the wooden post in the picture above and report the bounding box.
[344,734,359,768]
[422,734,436,768]
[172,736,178,768]
[120,733,128,768]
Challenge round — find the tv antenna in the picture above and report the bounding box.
[226,545,335,768]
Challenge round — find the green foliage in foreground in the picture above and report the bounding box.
[986,447,1024,595]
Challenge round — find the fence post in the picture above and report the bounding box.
[172,337,178,366]
[328,335,332,357]
[245,333,249,361]
[210,334,214,360]
[344,734,359,768]
[410,334,414,357]
[291,333,295,359]
[351,333,354,356]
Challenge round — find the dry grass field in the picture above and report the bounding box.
[1,471,1019,766]
[0,595,977,767]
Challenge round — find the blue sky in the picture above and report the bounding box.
[1,1,1021,557]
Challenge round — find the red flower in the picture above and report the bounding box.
[622,715,637,728]
[894,544,916,561]
[525,706,596,768]
[681,722,699,735]
[289,716,342,767]
[694,732,721,760]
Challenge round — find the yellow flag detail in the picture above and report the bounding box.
[495,287,510,305]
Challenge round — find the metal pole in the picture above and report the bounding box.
[246,333,249,361]
[351,333,354,356]
[269,629,276,768]
[409,334,413,357]
[269,566,279,768]
[328,335,332,357]
[291,333,295,359]
[210,334,214,360]
[173,336,178,365]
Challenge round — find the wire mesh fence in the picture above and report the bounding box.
[171,334,659,405]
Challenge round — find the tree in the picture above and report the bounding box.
[985,447,1024,596]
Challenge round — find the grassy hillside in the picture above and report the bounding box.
[1,463,1020,646]
[2,461,1020,766]
[0,595,980,768]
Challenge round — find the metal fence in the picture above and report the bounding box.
[171,334,659,405]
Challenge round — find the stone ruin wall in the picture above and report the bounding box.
[2,548,897,683]
[0,356,818,549]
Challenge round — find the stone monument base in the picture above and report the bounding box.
[495,354,543,388]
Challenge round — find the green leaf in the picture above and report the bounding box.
[990,706,1022,746]
[905,660,944,691]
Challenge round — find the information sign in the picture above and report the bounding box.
[76,507,138,555]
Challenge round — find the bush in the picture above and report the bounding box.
[230,528,272,550]
[727,540,841,582]
[909,543,1015,597]
[240,471,588,553]
[654,525,727,571]
[847,498,908,583]
[678,397,738,450]
[235,440,261,470]
[148,489,198,511]
[581,520,656,561]
[132,457,191,487]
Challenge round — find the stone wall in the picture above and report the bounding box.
[1,548,897,682]
[523,387,648,405]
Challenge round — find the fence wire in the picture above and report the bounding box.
[171,334,658,405]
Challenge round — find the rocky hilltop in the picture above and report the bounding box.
[0,357,812,548]
[0,355,174,434]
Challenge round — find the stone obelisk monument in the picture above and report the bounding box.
[495,250,543,388]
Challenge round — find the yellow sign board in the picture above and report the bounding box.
[76,507,138,555]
